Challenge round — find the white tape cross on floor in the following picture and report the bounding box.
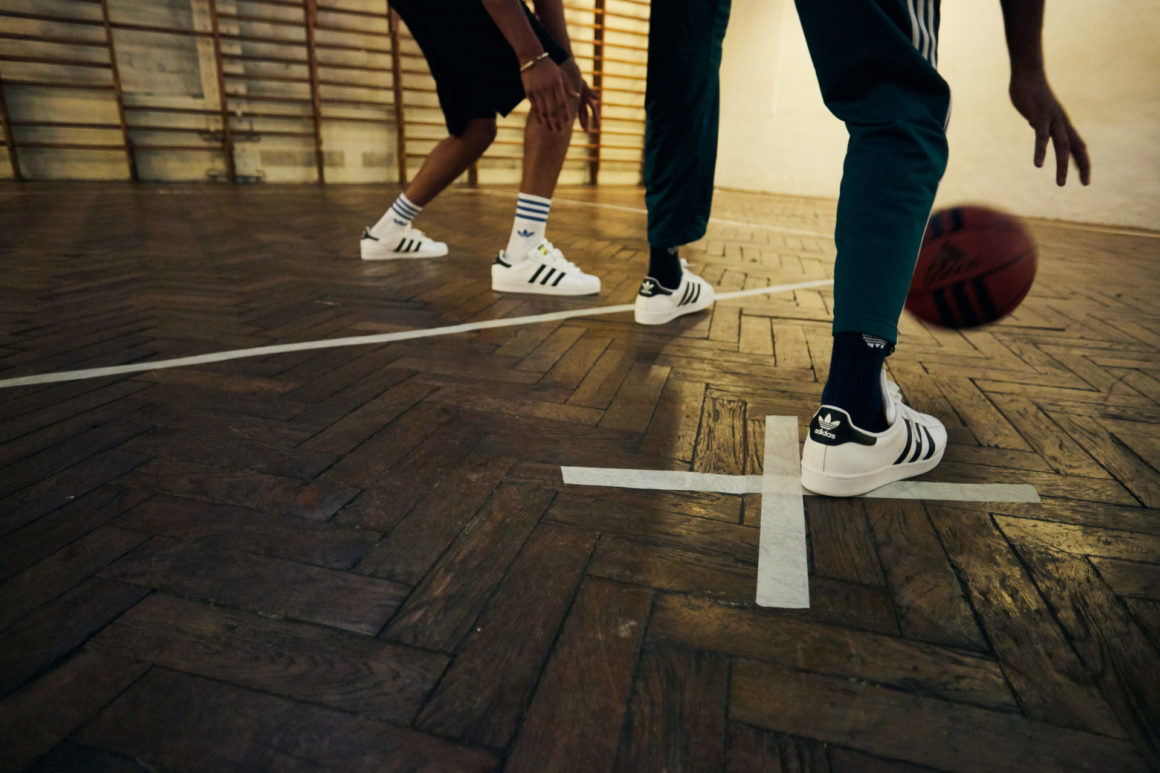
[560,414,1040,609]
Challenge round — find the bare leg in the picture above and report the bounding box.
[519,99,578,198]
[403,118,497,206]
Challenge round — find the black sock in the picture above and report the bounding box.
[648,245,682,290]
[820,332,893,432]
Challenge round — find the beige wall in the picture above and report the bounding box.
[717,0,1160,230]
[0,0,646,186]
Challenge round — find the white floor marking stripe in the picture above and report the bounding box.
[561,467,761,495]
[559,469,1040,503]
[0,279,833,390]
[863,481,1040,502]
[757,416,810,608]
[716,279,833,302]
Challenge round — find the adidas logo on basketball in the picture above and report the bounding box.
[814,413,840,440]
[923,243,978,284]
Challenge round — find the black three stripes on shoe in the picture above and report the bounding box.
[361,229,425,254]
[360,229,427,253]
[679,281,702,307]
[528,263,568,287]
[394,237,425,253]
[891,417,937,464]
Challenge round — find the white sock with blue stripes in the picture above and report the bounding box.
[370,192,422,239]
[504,192,551,264]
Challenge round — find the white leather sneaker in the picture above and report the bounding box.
[491,239,600,296]
[360,226,448,260]
[801,372,947,496]
[633,270,715,325]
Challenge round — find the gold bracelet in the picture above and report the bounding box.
[519,51,550,73]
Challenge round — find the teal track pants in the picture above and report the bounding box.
[643,0,732,249]
[795,0,951,343]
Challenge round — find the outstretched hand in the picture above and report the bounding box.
[1009,72,1091,186]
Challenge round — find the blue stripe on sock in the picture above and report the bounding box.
[516,199,550,212]
[392,203,419,218]
[515,213,548,222]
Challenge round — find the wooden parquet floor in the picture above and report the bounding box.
[1,181,1159,772]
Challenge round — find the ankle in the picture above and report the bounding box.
[648,245,682,290]
[820,332,893,431]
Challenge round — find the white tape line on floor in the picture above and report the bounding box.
[756,416,811,608]
[0,279,833,390]
[559,468,1039,504]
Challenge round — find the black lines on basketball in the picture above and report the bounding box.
[907,205,1038,329]
[971,275,1000,322]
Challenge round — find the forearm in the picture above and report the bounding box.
[480,0,549,63]
[531,0,574,58]
[998,0,1046,77]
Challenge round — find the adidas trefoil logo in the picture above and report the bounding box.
[814,412,841,440]
[638,278,671,297]
[517,229,535,238]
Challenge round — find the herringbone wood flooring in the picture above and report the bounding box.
[1,182,1158,772]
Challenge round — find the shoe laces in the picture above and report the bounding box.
[537,240,582,274]
[401,225,433,243]
[894,400,938,430]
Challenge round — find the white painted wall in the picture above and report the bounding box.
[716,0,1160,229]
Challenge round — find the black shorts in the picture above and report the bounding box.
[391,1,571,136]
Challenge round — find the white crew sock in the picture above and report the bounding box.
[370,193,421,239]
[504,193,551,263]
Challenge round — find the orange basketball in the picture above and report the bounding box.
[906,205,1037,329]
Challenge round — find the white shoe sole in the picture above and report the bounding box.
[801,448,946,497]
[634,296,714,325]
[491,274,599,296]
[360,243,447,261]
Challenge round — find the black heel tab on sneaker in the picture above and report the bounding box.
[638,277,674,297]
[809,407,876,446]
[362,228,378,241]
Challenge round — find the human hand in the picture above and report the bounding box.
[1009,72,1091,186]
[521,57,574,133]
[560,58,600,131]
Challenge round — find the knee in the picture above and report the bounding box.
[460,120,497,153]
[851,114,949,179]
